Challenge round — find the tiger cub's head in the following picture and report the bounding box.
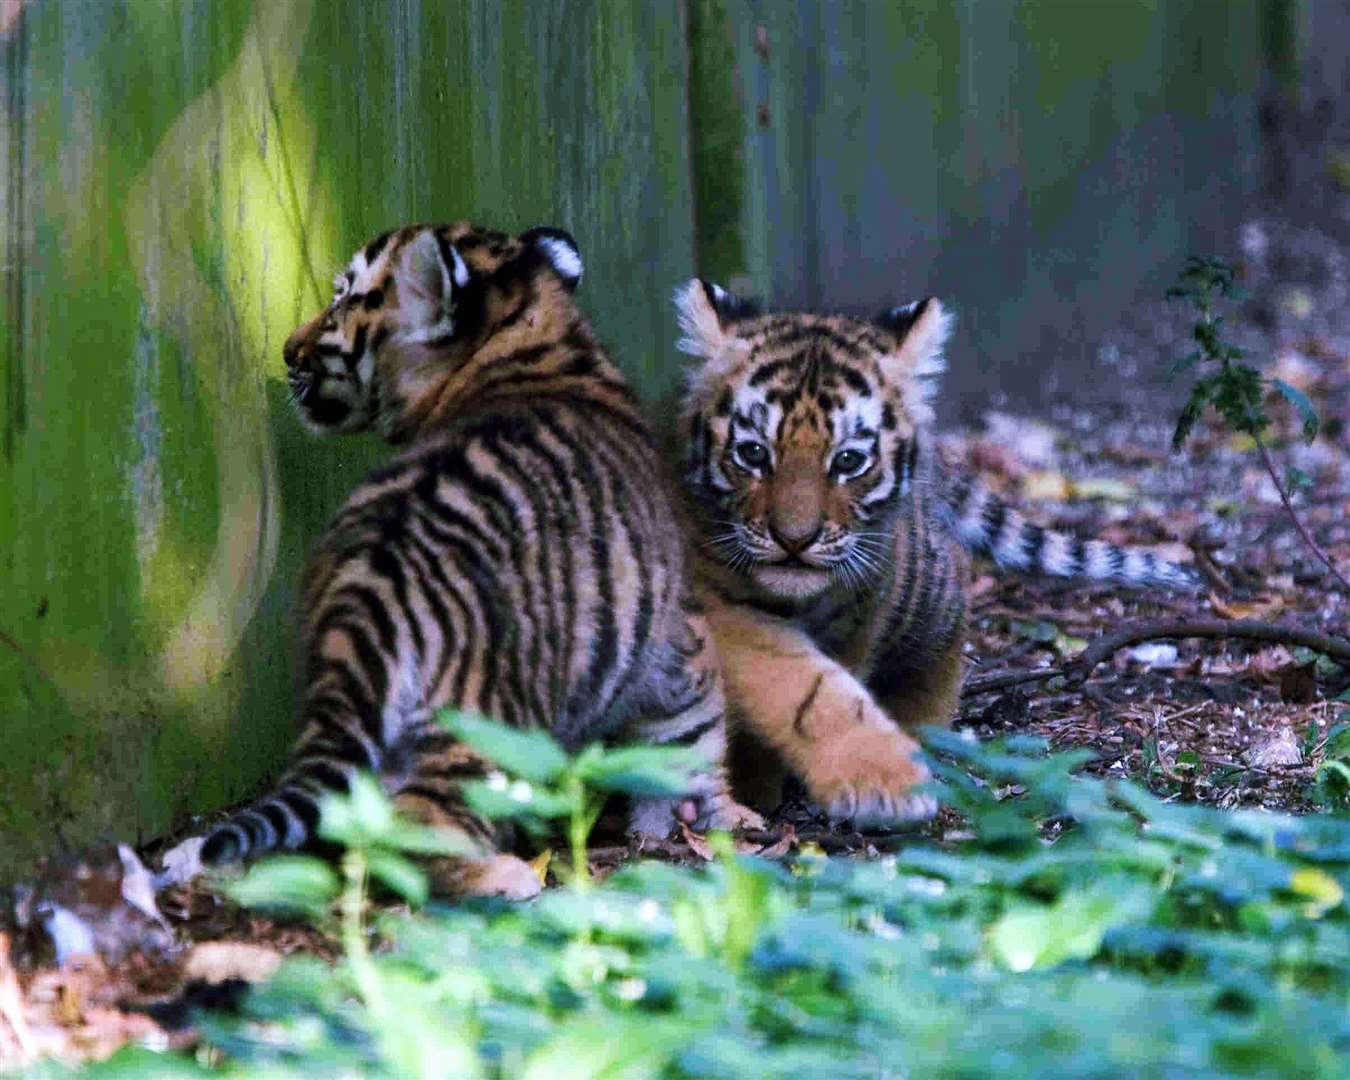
[283,222,583,440]
[674,280,951,600]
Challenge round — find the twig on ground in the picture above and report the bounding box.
[1191,545,1235,595]
[961,667,1063,698]
[1070,618,1350,673]
[962,617,1350,699]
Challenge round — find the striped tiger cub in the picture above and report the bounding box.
[171,224,758,899]
[673,281,1197,827]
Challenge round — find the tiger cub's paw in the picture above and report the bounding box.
[700,795,766,833]
[427,853,543,901]
[629,793,765,841]
[809,722,937,830]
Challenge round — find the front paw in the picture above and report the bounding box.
[809,724,937,829]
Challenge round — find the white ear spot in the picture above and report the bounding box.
[535,235,583,284]
[450,244,470,288]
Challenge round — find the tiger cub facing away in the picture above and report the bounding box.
[170,224,757,899]
[673,281,1196,827]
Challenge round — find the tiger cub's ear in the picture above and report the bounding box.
[521,226,583,291]
[672,279,758,361]
[398,229,470,335]
[873,297,952,422]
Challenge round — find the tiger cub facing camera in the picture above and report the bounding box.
[170,224,757,899]
[673,281,1196,827]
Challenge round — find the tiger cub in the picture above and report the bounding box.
[172,225,756,899]
[673,281,1196,827]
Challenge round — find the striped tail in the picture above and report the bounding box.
[199,757,358,867]
[944,477,1199,590]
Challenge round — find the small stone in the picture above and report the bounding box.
[1246,726,1303,768]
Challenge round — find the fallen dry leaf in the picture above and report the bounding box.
[1022,470,1071,502]
[1069,477,1137,502]
[679,825,715,862]
[528,849,553,887]
[1209,592,1285,620]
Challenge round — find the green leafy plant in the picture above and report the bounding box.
[59,722,1350,1078]
[1167,256,1349,590]
[441,709,706,890]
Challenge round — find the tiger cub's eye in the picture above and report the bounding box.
[734,440,770,470]
[832,448,868,476]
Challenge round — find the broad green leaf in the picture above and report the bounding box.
[463,777,574,822]
[522,1017,687,1080]
[574,744,705,797]
[989,881,1157,971]
[1167,350,1203,378]
[1288,868,1343,918]
[1270,377,1321,442]
[367,849,429,907]
[1011,619,1058,643]
[365,968,483,1079]
[439,709,569,783]
[318,773,395,848]
[224,855,339,919]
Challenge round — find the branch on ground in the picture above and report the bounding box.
[962,617,1350,699]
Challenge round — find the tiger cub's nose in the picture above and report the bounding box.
[768,519,823,554]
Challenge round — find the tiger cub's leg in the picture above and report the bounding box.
[624,606,764,840]
[705,599,936,827]
[385,723,543,901]
[869,633,965,736]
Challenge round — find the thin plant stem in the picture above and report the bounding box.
[341,849,385,1018]
[1251,429,1350,591]
[566,777,598,892]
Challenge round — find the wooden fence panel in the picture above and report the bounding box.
[0,0,695,869]
[690,0,1264,418]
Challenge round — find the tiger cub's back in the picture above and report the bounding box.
[179,224,745,896]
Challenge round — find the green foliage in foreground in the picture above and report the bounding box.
[58,724,1350,1079]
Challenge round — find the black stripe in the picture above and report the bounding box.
[261,803,291,842]
[837,364,870,395]
[346,325,368,370]
[363,229,394,264]
[980,498,1007,550]
[281,791,321,837]
[369,542,426,659]
[1070,538,1088,575]
[1021,525,1046,570]
[535,410,621,721]
[445,444,535,721]
[793,675,825,738]
[666,714,719,746]
[337,583,399,655]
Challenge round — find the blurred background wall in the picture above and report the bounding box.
[0,0,1306,869]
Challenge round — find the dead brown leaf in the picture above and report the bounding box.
[1209,592,1285,620]
[679,824,715,861]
